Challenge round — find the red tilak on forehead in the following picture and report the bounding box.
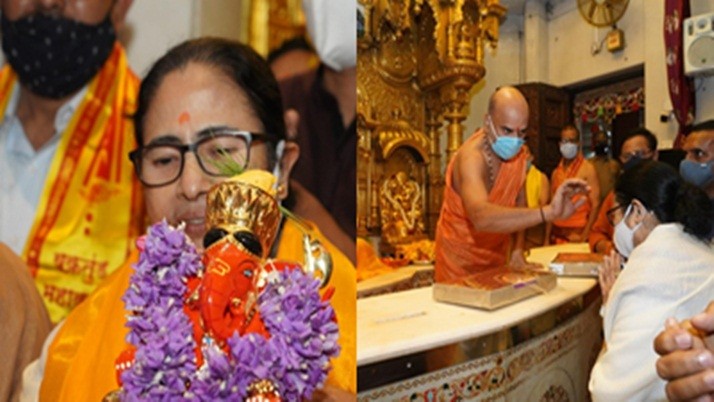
[178,111,191,125]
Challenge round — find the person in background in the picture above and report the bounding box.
[619,127,659,167]
[269,35,356,264]
[434,86,590,282]
[267,36,319,81]
[0,0,141,323]
[651,120,714,402]
[589,131,620,204]
[22,38,356,401]
[546,124,600,244]
[280,0,357,248]
[523,147,550,249]
[589,127,659,254]
[680,119,714,200]
[589,160,714,401]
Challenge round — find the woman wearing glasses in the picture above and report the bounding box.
[24,38,355,401]
[589,160,714,401]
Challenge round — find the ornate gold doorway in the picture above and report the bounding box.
[357,0,506,253]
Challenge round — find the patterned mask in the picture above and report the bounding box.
[1,13,116,99]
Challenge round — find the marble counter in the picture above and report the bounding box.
[357,277,596,366]
[357,243,603,399]
[357,243,594,366]
[357,264,434,298]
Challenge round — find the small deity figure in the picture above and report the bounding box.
[380,171,425,245]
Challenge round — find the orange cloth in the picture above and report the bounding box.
[40,219,355,401]
[0,43,144,323]
[589,190,616,253]
[551,153,590,229]
[435,132,527,282]
[356,238,394,282]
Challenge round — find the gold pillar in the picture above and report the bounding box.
[425,94,443,237]
[248,0,308,57]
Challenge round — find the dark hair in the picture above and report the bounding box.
[561,124,580,139]
[620,127,658,155]
[134,37,286,163]
[690,119,714,133]
[615,160,713,242]
[267,36,314,65]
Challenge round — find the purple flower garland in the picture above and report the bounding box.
[192,268,340,401]
[121,221,340,401]
[121,220,200,400]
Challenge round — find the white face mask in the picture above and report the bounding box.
[303,0,357,71]
[613,203,643,258]
[560,142,578,160]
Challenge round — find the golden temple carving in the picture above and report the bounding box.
[357,0,506,251]
[380,171,426,245]
[249,0,307,56]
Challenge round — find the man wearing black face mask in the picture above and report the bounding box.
[589,128,659,254]
[0,0,141,324]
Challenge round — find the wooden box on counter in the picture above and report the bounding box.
[549,252,603,277]
[433,267,557,310]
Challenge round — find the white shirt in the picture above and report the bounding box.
[589,224,714,401]
[0,84,87,255]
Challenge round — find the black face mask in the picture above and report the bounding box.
[1,13,116,99]
[623,156,643,171]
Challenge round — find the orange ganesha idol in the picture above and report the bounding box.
[114,170,339,401]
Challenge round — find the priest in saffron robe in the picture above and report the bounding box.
[435,87,591,282]
[546,125,600,245]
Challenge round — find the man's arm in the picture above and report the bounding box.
[544,221,552,245]
[510,187,527,266]
[0,244,52,402]
[454,146,589,233]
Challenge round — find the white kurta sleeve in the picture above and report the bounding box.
[589,282,672,401]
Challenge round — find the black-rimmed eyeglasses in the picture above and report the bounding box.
[128,128,275,187]
[620,149,653,164]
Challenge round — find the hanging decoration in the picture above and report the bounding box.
[573,86,644,124]
[664,0,695,148]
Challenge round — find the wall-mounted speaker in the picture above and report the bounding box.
[684,12,714,77]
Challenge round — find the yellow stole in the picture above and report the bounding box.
[525,165,544,208]
[40,219,356,401]
[0,43,144,323]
